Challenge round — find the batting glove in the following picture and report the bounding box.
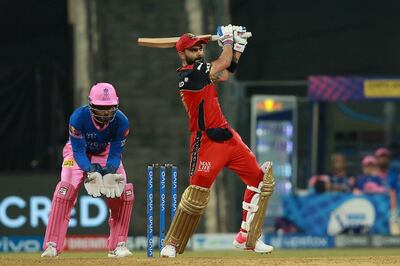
[232,25,247,53]
[217,24,234,47]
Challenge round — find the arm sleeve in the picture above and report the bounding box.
[69,112,91,172]
[388,168,399,190]
[355,176,364,190]
[106,116,130,170]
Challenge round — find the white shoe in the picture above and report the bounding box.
[108,242,132,258]
[233,232,273,254]
[160,244,176,258]
[253,238,274,253]
[41,242,58,258]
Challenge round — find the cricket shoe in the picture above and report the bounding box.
[160,244,176,258]
[41,242,58,258]
[108,242,132,258]
[233,232,273,253]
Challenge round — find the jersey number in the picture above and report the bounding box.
[197,63,211,73]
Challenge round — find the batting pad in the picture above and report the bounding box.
[106,183,134,251]
[43,181,78,253]
[164,185,210,254]
[246,161,275,248]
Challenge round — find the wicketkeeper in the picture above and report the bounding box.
[160,24,275,257]
[41,83,134,258]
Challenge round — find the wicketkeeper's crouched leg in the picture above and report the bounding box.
[106,183,134,251]
[162,185,210,255]
[43,181,79,254]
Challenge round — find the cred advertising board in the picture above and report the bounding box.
[0,176,110,235]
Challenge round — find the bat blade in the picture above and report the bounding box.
[137,32,252,48]
[138,35,212,48]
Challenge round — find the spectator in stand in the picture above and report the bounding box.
[353,155,385,195]
[308,153,353,194]
[308,174,330,194]
[329,153,353,192]
[374,148,399,235]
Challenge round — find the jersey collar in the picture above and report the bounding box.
[176,64,194,72]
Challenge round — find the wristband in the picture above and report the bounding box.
[227,60,238,73]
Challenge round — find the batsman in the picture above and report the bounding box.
[41,83,134,258]
[160,24,275,257]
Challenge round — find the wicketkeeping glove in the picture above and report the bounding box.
[101,173,125,198]
[217,24,234,47]
[84,171,103,197]
[232,25,247,53]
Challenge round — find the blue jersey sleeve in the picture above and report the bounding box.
[106,113,129,171]
[388,168,399,190]
[69,109,91,172]
[355,175,364,190]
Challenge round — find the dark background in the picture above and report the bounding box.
[231,0,400,80]
[0,0,72,171]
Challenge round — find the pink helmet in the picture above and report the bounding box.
[375,147,390,157]
[88,83,119,106]
[362,155,377,166]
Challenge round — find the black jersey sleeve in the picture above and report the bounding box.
[193,61,211,76]
[178,61,212,91]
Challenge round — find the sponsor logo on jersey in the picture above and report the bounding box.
[123,128,130,138]
[85,133,96,140]
[87,142,108,151]
[63,159,75,167]
[198,161,211,172]
[69,125,82,138]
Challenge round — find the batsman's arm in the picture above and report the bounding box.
[209,44,233,78]
[210,51,242,82]
[209,24,234,79]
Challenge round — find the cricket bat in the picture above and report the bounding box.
[138,32,252,48]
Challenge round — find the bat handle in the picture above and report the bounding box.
[210,32,252,41]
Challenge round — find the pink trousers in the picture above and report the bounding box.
[61,142,127,188]
[43,142,133,253]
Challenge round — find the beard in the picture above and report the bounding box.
[186,55,204,65]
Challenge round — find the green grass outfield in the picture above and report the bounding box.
[1,248,400,266]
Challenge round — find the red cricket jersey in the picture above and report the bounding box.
[177,61,228,132]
